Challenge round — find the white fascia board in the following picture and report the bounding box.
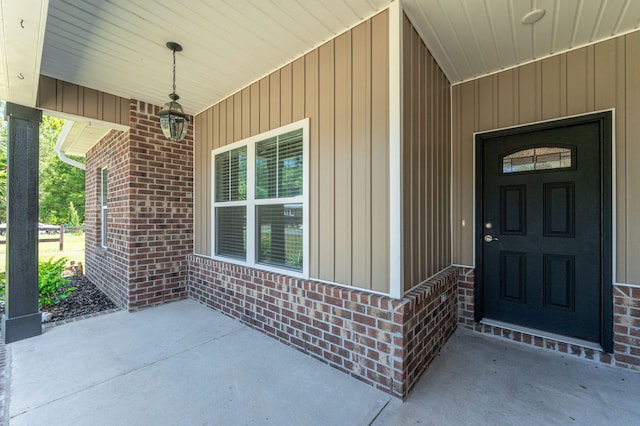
[0,0,49,106]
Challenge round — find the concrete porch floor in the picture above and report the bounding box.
[4,300,639,425]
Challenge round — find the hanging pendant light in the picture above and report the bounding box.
[158,41,189,141]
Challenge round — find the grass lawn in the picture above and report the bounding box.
[0,232,85,273]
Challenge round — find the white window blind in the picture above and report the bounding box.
[211,119,309,277]
[215,146,247,202]
[255,129,303,199]
[255,129,303,270]
[213,146,247,260]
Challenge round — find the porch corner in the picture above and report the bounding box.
[186,255,460,399]
[85,99,194,311]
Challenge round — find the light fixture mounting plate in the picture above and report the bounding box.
[166,41,183,52]
[521,9,545,25]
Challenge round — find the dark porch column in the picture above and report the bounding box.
[1,103,42,344]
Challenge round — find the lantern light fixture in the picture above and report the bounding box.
[158,41,189,141]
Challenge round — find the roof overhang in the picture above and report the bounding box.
[0,0,48,107]
[48,110,128,157]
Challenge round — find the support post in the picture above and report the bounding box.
[2,103,43,344]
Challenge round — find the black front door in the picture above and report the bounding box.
[476,113,612,349]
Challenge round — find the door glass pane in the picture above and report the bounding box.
[503,147,572,173]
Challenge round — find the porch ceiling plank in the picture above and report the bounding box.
[509,0,535,64]
[403,0,640,84]
[0,0,49,107]
[532,0,555,59]
[435,0,489,80]
[571,1,607,48]
[593,0,628,40]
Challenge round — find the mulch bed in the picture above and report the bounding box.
[0,275,117,323]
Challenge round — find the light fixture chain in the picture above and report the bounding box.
[172,48,177,95]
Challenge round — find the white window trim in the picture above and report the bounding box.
[211,118,310,279]
[100,166,108,249]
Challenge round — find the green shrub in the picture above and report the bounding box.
[0,271,5,305]
[38,257,75,308]
[0,258,75,309]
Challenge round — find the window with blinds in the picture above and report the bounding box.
[215,146,247,202]
[255,129,303,270]
[211,119,308,277]
[213,146,247,260]
[101,167,108,248]
[255,129,303,199]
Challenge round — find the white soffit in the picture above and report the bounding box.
[403,0,640,84]
[46,110,129,157]
[40,0,392,116]
[0,0,48,106]
[60,121,111,157]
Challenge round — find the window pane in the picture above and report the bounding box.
[503,147,572,173]
[255,129,303,199]
[215,147,247,202]
[101,168,108,206]
[256,204,303,271]
[101,208,107,247]
[215,206,246,260]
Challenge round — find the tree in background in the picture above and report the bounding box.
[67,201,81,227]
[38,119,86,224]
[0,102,85,224]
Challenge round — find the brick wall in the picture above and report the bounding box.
[188,255,459,398]
[401,269,459,395]
[86,129,131,307]
[613,285,640,369]
[457,269,640,371]
[85,99,194,310]
[457,267,475,327]
[127,101,193,308]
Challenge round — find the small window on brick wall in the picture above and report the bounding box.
[211,119,309,278]
[101,167,108,248]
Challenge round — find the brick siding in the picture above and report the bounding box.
[86,129,131,307]
[457,267,475,327]
[613,285,640,369]
[188,254,459,399]
[457,269,640,371]
[401,269,459,394]
[85,99,194,310]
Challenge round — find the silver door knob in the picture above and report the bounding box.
[484,234,499,243]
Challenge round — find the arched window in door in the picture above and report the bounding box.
[502,147,572,173]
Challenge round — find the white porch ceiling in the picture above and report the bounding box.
[40,0,392,116]
[405,0,640,84]
[2,1,640,154]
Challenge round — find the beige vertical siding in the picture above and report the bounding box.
[36,75,129,125]
[452,31,640,284]
[402,15,451,291]
[194,10,390,291]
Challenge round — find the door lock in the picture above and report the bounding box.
[484,234,499,243]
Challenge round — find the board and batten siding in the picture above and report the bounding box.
[194,10,390,292]
[452,30,640,285]
[402,15,451,292]
[36,75,130,126]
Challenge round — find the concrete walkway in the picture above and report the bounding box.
[5,300,640,425]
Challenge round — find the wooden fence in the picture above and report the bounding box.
[0,225,85,250]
